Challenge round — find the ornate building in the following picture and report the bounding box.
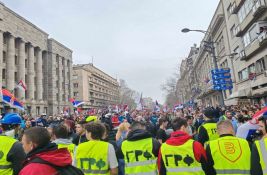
[0,2,73,115]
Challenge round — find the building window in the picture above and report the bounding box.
[249,24,258,42]
[256,58,266,73]
[248,63,255,74]
[14,72,18,82]
[34,91,37,100]
[2,69,5,79]
[243,32,251,47]
[36,106,40,115]
[237,0,253,23]
[15,39,19,49]
[73,83,79,88]
[238,68,248,81]
[15,55,18,65]
[3,51,6,63]
[56,55,59,63]
[25,59,28,68]
[3,34,8,45]
[74,92,79,97]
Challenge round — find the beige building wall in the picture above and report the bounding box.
[0,2,73,115]
[222,0,267,105]
[178,0,267,107]
[73,64,119,109]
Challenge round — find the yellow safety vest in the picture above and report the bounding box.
[161,139,204,175]
[121,138,157,175]
[0,135,17,175]
[200,123,219,146]
[255,138,267,174]
[76,140,109,175]
[58,143,76,159]
[209,136,251,174]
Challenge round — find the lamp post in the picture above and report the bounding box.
[181,28,224,106]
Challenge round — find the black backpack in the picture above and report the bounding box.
[30,157,84,175]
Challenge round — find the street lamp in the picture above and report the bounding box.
[181,28,208,34]
[181,27,230,106]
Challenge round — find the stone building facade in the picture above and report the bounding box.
[0,2,73,115]
[73,64,119,109]
[177,0,267,107]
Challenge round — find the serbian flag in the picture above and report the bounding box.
[123,104,129,111]
[174,103,184,110]
[12,99,24,111]
[69,98,85,108]
[16,80,27,91]
[1,89,24,110]
[1,89,15,104]
[253,106,267,119]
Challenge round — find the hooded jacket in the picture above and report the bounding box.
[19,143,72,175]
[158,131,209,175]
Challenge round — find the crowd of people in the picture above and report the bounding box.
[0,104,267,175]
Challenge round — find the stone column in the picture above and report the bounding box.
[6,34,15,91]
[68,60,73,99]
[28,44,35,101]
[58,56,62,105]
[18,39,25,99]
[0,31,3,89]
[36,48,43,101]
[68,60,73,113]
[63,58,68,103]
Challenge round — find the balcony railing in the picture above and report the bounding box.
[258,31,267,44]
[253,0,267,17]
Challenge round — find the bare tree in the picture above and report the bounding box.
[161,73,179,108]
[119,79,139,110]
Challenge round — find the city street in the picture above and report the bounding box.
[0,0,267,175]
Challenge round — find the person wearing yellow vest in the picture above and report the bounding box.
[0,113,26,175]
[158,117,209,175]
[206,120,251,175]
[198,107,219,146]
[52,124,76,160]
[251,112,267,175]
[75,122,118,175]
[117,120,161,175]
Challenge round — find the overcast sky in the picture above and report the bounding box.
[2,0,219,104]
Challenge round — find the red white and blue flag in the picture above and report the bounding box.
[16,80,27,91]
[1,89,15,105]
[1,89,24,111]
[174,103,184,110]
[12,99,24,111]
[69,98,85,108]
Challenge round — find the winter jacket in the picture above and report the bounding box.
[72,133,88,146]
[19,143,72,175]
[117,129,161,159]
[197,119,217,146]
[158,131,210,175]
